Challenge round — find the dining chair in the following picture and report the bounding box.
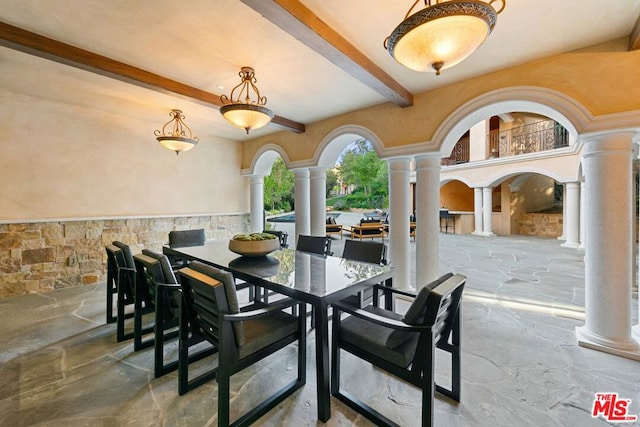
[331,273,466,427]
[133,250,216,378]
[340,240,387,308]
[167,229,206,268]
[177,261,306,426]
[296,234,333,256]
[105,243,137,341]
[263,229,289,248]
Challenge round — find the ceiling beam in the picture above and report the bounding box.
[629,14,640,51]
[0,21,305,134]
[241,0,413,108]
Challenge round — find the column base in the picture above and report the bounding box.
[576,326,640,361]
[472,231,495,237]
[561,241,580,249]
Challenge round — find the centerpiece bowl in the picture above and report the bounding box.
[228,232,280,257]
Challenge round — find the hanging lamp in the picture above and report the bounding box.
[154,109,199,155]
[385,0,506,75]
[219,67,274,134]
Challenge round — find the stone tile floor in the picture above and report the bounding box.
[1,221,639,426]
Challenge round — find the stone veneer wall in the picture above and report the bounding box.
[0,214,249,300]
[518,213,563,238]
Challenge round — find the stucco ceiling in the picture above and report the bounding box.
[0,0,639,143]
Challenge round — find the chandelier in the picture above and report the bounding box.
[385,0,506,75]
[219,67,274,134]
[154,109,199,155]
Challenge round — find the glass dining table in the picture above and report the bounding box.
[163,240,394,422]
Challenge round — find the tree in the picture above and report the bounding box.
[337,140,388,208]
[263,158,294,212]
[326,169,339,197]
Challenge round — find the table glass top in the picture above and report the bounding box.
[167,241,393,298]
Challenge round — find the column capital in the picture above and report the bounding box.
[293,168,310,178]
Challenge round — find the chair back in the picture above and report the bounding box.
[342,240,386,265]
[134,251,180,316]
[178,262,244,350]
[407,274,465,372]
[263,229,288,248]
[296,234,332,256]
[112,241,136,269]
[105,244,134,303]
[168,229,206,247]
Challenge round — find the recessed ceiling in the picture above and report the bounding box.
[0,0,638,142]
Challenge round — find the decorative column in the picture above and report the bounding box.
[482,187,495,236]
[387,158,412,290]
[558,184,567,241]
[577,132,639,360]
[309,167,327,237]
[415,154,441,288]
[561,182,580,248]
[249,175,264,233]
[293,169,310,244]
[579,180,586,250]
[473,187,483,235]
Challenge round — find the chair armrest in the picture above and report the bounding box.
[332,301,427,332]
[372,284,417,299]
[223,298,301,321]
[155,282,181,290]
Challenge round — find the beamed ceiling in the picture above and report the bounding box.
[1,0,639,142]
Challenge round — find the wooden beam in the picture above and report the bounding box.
[241,0,413,108]
[629,14,640,51]
[0,21,305,133]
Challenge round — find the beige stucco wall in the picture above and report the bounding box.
[242,46,640,169]
[0,90,248,221]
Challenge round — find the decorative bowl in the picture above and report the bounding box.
[228,236,280,257]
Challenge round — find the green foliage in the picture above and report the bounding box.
[326,169,339,196]
[338,140,388,208]
[264,158,294,212]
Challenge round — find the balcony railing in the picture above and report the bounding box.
[441,136,469,166]
[493,120,569,158]
[442,120,569,166]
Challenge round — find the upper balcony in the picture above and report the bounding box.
[441,119,570,166]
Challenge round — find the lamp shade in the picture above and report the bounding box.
[156,136,197,153]
[219,67,274,134]
[154,109,199,155]
[220,103,274,134]
[386,1,500,74]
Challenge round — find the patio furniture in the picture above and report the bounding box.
[325,216,344,239]
[163,242,394,422]
[177,261,306,426]
[340,240,387,308]
[440,210,455,234]
[105,242,137,341]
[263,229,289,248]
[331,273,466,427]
[350,220,385,241]
[296,234,333,256]
[167,229,206,268]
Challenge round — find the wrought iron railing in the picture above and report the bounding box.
[441,136,470,165]
[495,120,569,157]
[441,120,569,166]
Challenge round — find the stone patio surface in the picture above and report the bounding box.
[1,211,638,426]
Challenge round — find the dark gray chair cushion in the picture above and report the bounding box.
[239,310,299,359]
[113,241,135,269]
[188,262,244,344]
[168,229,206,247]
[340,306,418,368]
[403,272,454,325]
[141,249,178,284]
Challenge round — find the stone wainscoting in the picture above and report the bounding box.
[0,214,249,300]
[518,213,563,237]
